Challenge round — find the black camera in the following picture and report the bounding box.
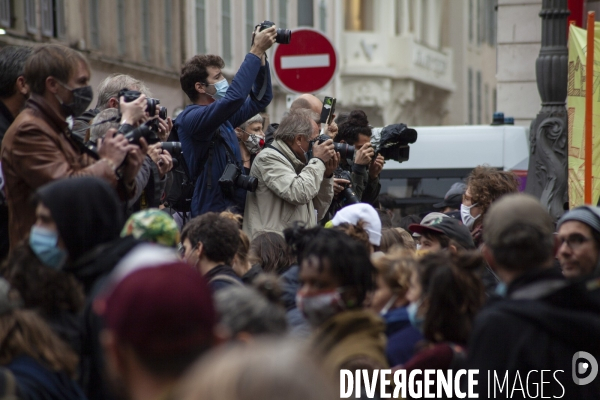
[335,170,360,206]
[161,142,181,157]
[219,164,258,197]
[370,124,418,163]
[123,122,160,146]
[118,89,167,132]
[254,20,291,44]
[308,134,355,160]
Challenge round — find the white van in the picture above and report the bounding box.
[376,125,530,216]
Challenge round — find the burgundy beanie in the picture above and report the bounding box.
[96,262,216,355]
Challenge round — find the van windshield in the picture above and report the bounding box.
[378,168,474,219]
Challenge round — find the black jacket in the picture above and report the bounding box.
[325,161,381,221]
[466,268,600,398]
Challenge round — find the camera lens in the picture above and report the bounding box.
[236,174,258,192]
[146,98,159,116]
[161,142,182,157]
[334,143,355,160]
[276,29,292,44]
[340,187,360,205]
[158,106,167,120]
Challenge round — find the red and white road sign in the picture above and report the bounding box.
[272,28,338,94]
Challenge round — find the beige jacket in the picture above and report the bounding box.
[243,139,334,239]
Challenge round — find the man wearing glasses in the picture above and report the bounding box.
[556,206,600,278]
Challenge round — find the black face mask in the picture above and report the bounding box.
[56,82,93,117]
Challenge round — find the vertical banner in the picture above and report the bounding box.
[567,24,600,207]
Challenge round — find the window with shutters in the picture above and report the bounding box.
[165,0,172,66]
[298,0,313,27]
[117,0,126,55]
[0,0,11,28]
[246,0,254,52]
[222,0,232,65]
[40,0,53,37]
[196,0,206,54]
[319,0,326,32]
[279,0,287,29]
[25,0,37,34]
[141,0,150,61]
[89,0,100,48]
[55,0,66,38]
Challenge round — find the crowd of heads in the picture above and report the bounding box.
[0,40,598,400]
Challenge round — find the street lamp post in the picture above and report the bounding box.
[525,0,570,220]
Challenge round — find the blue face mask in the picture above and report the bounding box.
[495,282,508,297]
[208,78,229,100]
[29,226,67,269]
[407,300,424,332]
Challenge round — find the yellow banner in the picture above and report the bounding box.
[567,24,600,207]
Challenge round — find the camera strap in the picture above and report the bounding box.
[249,56,269,102]
[203,128,243,190]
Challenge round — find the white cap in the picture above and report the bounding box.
[331,203,382,246]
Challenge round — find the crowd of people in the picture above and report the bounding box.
[0,24,598,400]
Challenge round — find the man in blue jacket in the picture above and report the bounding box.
[176,26,276,216]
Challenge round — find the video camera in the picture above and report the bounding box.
[370,124,418,163]
[118,88,167,132]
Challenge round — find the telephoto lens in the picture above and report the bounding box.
[161,142,182,157]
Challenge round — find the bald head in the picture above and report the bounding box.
[290,94,322,115]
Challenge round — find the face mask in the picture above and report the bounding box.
[55,82,93,118]
[243,131,264,154]
[461,203,481,230]
[207,78,229,100]
[495,282,508,297]
[29,226,67,269]
[296,290,346,327]
[407,300,424,332]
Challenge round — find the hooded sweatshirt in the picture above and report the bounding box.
[466,268,600,398]
[36,176,124,267]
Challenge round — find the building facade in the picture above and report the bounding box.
[0,0,497,127]
[0,0,186,114]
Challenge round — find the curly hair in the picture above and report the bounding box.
[180,54,225,102]
[371,249,415,297]
[333,221,372,253]
[1,244,84,316]
[467,166,520,217]
[181,213,240,265]
[334,110,372,145]
[378,228,416,253]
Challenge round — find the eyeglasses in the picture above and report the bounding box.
[557,233,593,250]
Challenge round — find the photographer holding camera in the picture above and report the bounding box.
[326,110,383,219]
[243,109,337,239]
[176,22,280,217]
[1,44,147,248]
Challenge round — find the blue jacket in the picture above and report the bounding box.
[175,53,273,216]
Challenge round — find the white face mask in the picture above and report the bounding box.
[461,203,480,230]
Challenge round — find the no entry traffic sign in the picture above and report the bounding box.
[272,28,338,94]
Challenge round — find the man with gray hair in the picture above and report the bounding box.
[73,73,159,140]
[243,109,338,239]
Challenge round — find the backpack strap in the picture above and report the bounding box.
[209,274,243,287]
